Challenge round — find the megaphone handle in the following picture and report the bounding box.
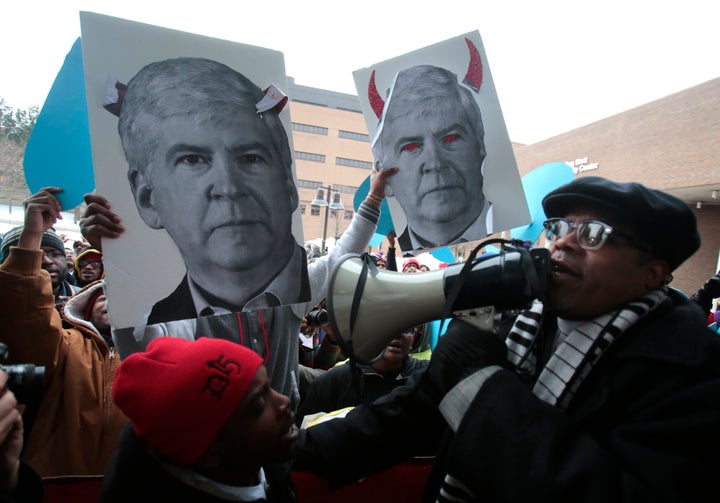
[441,256,476,322]
[441,237,507,321]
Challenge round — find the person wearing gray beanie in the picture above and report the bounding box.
[1,226,65,263]
[1,225,79,307]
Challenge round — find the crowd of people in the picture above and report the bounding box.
[0,57,718,502]
[1,176,720,501]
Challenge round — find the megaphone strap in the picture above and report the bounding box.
[349,253,376,338]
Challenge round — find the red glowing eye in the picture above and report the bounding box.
[442,134,459,143]
[401,142,421,152]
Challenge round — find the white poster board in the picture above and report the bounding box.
[80,12,305,331]
[353,31,529,253]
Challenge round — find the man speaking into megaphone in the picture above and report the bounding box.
[293,176,720,503]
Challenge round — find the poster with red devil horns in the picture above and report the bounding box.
[353,31,529,254]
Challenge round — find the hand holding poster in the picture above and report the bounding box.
[80,12,306,332]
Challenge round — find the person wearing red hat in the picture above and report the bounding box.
[0,187,127,477]
[371,252,387,269]
[402,258,421,273]
[102,337,298,502]
[74,248,105,287]
[80,165,396,405]
[63,280,113,348]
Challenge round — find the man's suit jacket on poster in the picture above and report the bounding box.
[147,245,310,324]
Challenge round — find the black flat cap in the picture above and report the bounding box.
[542,176,700,271]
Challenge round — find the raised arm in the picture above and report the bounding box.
[304,166,398,309]
[79,193,126,251]
[18,187,64,250]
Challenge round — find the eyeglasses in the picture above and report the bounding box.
[78,259,102,269]
[543,218,650,252]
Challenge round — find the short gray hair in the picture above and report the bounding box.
[372,65,486,165]
[118,57,292,180]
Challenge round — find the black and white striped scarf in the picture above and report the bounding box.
[437,287,669,503]
[508,288,668,408]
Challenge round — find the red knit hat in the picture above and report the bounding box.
[402,258,420,271]
[74,248,104,277]
[84,288,104,321]
[113,337,263,465]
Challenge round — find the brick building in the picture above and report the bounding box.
[288,78,374,250]
[512,77,720,295]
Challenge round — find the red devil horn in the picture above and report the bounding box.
[462,38,483,93]
[368,70,385,119]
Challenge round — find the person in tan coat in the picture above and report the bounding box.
[0,186,127,477]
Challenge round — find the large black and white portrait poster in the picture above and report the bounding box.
[80,12,307,333]
[354,31,530,253]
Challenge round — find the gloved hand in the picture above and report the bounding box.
[690,271,720,314]
[424,318,508,402]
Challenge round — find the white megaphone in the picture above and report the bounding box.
[327,247,551,362]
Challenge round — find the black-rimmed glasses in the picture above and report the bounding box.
[543,217,650,252]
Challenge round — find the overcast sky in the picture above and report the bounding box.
[2,0,717,144]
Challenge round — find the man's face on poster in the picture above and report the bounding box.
[132,111,295,278]
[382,95,486,231]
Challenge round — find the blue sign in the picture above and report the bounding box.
[354,175,394,236]
[24,38,94,210]
[511,162,575,243]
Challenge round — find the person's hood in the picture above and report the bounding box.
[63,280,105,337]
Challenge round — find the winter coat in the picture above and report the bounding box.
[0,247,127,477]
[102,424,293,502]
[294,291,720,502]
[297,356,429,424]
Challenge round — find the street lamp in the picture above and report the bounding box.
[311,185,345,254]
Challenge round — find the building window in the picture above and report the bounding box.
[295,151,326,163]
[297,179,323,190]
[299,204,306,215]
[344,210,353,220]
[333,184,358,196]
[292,123,328,136]
[297,180,358,196]
[336,157,373,169]
[338,130,370,142]
[310,206,321,216]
